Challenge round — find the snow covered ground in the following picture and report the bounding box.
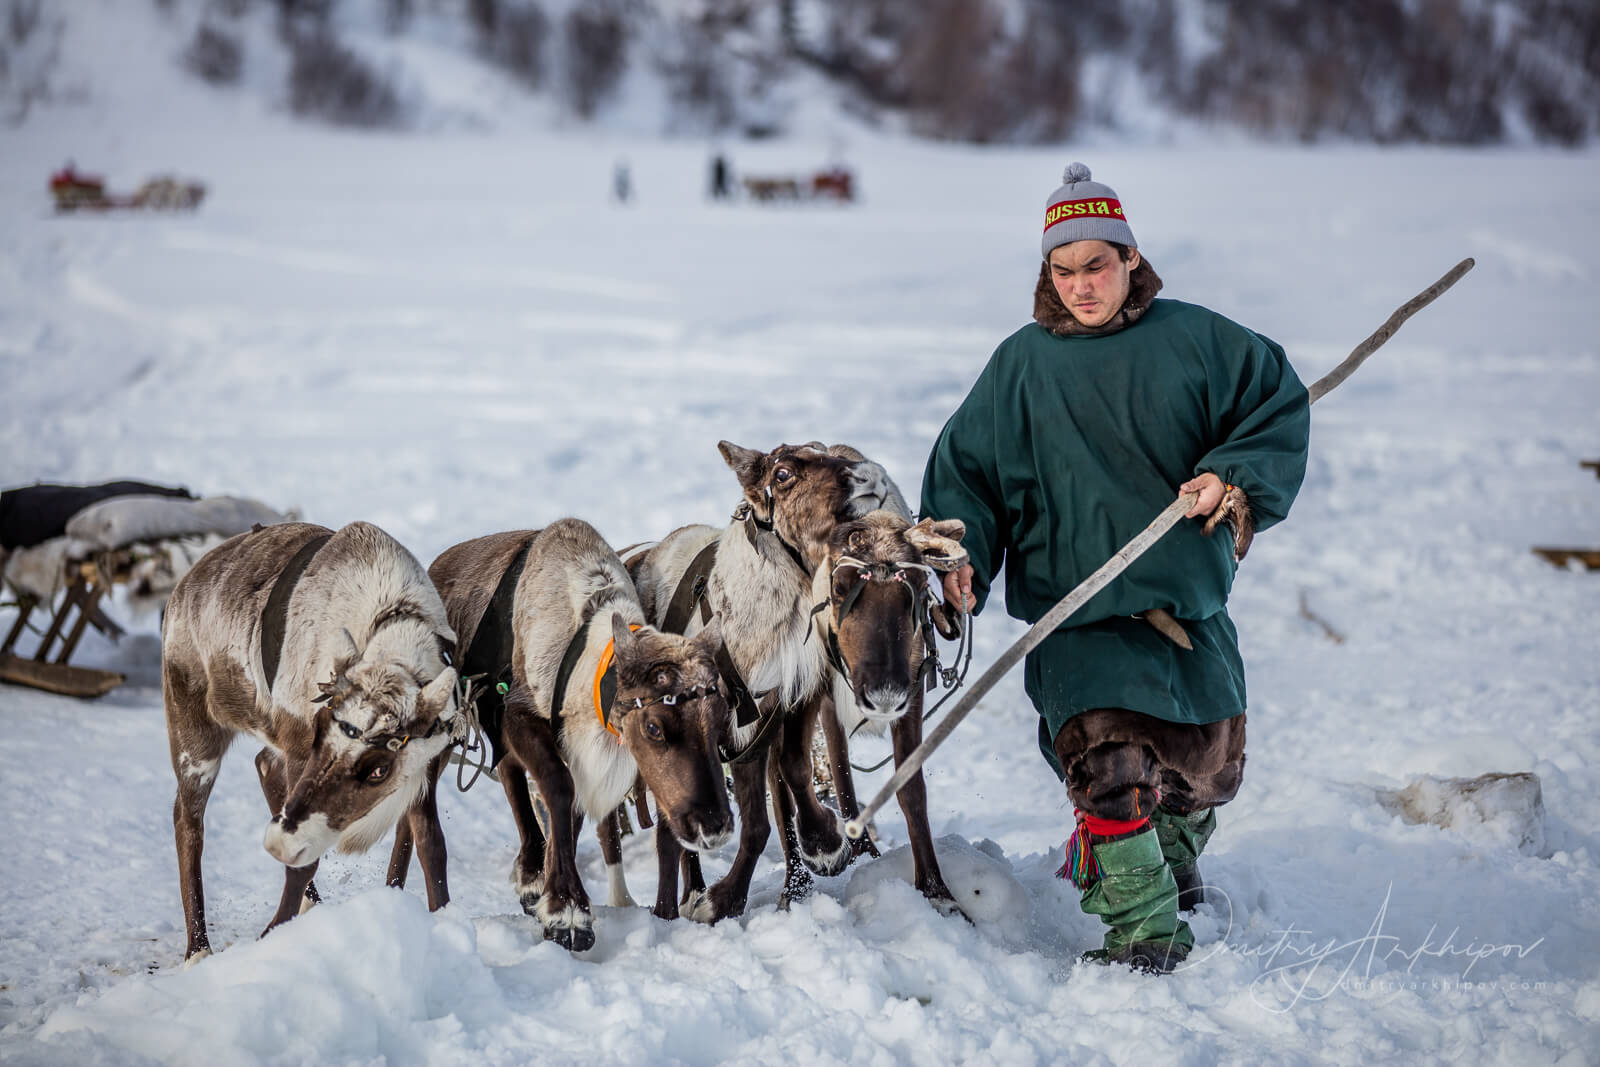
[3,82,1599,1067]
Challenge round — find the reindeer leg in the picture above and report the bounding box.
[502,706,594,952]
[680,850,705,904]
[497,756,547,908]
[653,817,685,921]
[384,749,447,893]
[166,660,231,963]
[771,747,814,909]
[685,755,768,924]
[597,808,636,908]
[262,858,321,939]
[819,694,879,860]
[385,817,415,889]
[403,751,450,910]
[891,702,962,920]
[254,747,322,915]
[776,700,849,877]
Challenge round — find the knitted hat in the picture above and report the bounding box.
[1041,162,1136,259]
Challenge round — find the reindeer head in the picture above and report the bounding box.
[263,625,459,868]
[606,612,734,853]
[718,440,858,573]
[815,512,967,726]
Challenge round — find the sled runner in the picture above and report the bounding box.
[0,484,286,697]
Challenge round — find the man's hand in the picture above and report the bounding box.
[1179,472,1226,519]
[942,563,976,613]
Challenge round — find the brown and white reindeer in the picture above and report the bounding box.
[422,520,734,950]
[804,509,970,915]
[631,441,875,922]
[160,521,461,962]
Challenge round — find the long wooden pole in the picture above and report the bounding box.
[845,257,1475,839]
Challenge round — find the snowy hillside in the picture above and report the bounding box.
[2,14,1599,1064]
[4,0,1597,144]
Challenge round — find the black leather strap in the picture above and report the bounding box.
[459,541,531,767]
[551,617,592,738]
[261,533,332,693]
[661,540,719,636]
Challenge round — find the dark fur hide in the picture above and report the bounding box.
[1052,708,1246,819]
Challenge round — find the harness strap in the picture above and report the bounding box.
[662,539,719,636]
[551,616,592,739]
[719,692,785,765]
[593,624,642,738]
[701,596,764,729]
[261,533,333,693]
[459,541,532,768]
[740,506,809,574]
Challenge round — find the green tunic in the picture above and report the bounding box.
[919,298,1310,777]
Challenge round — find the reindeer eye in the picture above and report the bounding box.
[339,721,361,740]
[773,467,794,484]
[367,763,389,783]
[644,720,665,743]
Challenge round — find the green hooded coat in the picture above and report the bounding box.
[919,295,1310,776]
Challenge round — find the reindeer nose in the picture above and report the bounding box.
[860,686,909,717]
[263,819,313,868]
[684,808,734,851]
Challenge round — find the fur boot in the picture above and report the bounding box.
[1074,826,1192,974]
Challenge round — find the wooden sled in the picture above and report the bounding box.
[1531,458,1600,572]
[0,560,127,698]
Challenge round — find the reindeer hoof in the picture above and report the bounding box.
[928,892,971,923]
[545,922,597,953]
[181,947,212,969]
[536,895,595,952]
[683,885,744,925]
[797,810,851,877]
[513,871,545,917]
[683,888,715,924]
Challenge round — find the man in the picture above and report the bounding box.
[920,163,1310,973]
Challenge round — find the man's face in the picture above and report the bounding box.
[1048,240,1141,328]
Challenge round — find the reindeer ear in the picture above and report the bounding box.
[610,612,641,657]
[333,627,362,674]
[691,614,723,657]
[717,441,765,489]
[905,518,969,572]
[418,666,458,721]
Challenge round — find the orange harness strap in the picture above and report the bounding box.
[592,625,642,742]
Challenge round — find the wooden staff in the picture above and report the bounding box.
[845,257,1476,840]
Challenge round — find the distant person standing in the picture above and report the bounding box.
[613,160,632,204]
[709,153,730,200]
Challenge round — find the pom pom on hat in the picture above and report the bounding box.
[1041,161,1136,259]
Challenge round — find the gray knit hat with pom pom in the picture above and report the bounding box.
[1041,162,1136,259]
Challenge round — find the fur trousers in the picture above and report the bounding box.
[1051,709,1245,821]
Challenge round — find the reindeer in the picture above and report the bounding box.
[421,520,734,950]
[630,441,877,922]
[160,521,461,962]
[804,510,969,915]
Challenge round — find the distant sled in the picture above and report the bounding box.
[49,164,206,214]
